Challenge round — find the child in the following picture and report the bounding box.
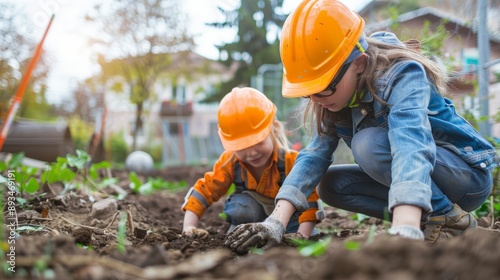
[181,87,322,239]
[226,0,497,253]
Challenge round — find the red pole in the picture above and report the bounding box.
[0,14,55,150]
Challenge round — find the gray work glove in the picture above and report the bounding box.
[225,217,285,254]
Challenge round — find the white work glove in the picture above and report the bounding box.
[225,217,285,254]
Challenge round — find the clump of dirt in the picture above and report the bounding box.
[2,167,500,279]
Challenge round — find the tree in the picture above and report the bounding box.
[202,0,287,102]
[86,0,194,151]
[0,3,52,121]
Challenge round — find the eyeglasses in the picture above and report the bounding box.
[303,61,352,99]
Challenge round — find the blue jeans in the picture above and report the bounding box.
[317,128,492,220]
[223,192,300,233]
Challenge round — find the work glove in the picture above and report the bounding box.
[225,217,285,254]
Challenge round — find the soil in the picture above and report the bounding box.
[3,166,500,280]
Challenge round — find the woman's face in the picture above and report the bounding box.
[234,135,274,169]
[309,55,367,112]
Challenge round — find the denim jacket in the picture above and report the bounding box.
[276,32,498,213]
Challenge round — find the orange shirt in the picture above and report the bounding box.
[182,148,320,223]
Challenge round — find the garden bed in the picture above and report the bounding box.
[2,166,500,280]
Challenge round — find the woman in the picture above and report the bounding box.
[226,0,497,253]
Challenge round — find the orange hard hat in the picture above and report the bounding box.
[280,0,365,98]
[218,87,277,151]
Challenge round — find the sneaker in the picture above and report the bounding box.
[423,204,477,244]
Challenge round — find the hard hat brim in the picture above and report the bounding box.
[219,123,272,152]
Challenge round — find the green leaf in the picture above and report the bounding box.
[0,174,7,184]
[297,236,331,257]
[56,157,68,165]
[42,164,76,184]
[16,197,27,206]
[25,177,40,193]
[344,240,361,251]
[91,161,111,169]
[248,247,265,255]
[218,212,227,219]
[89,161,111,180]
[64,149,92,171]
[116,212,127,254]
[8,153,25,169]
[226,183,236,196]
[147,177,186,191]
[353,213,369,223]
[128,172,142,193]
[24,166,38,176]
[98,177,118,188]
[138,181,154,195]
[0,161,7,172]
[67,151,89,170]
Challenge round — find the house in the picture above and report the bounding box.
[358,0,500,137]
[104,51,236,166]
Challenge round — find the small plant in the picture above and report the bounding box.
[289,236,332,257]
[128,172,187,195]
[352,213,369,224]
[41,149,115,195]
[217,184,236,219]
[218,212,227,220]
[0,153,41,208]
[116,211,127,254]
[344,240,361,251]
[0,153,40,197]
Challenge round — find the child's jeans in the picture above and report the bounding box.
[223,191,300,233]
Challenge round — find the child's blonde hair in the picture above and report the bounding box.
[270,119,291,154]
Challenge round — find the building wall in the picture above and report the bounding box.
[103,53,233,163]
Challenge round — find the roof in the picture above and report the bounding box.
[166,51,229,74]
[363,6,500,44]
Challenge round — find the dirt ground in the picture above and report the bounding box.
[3,166,500,280]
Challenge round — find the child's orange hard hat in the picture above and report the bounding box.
[218,87,276,151]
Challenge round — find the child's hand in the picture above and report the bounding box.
[182,226,209,240]
[283,232,307,241]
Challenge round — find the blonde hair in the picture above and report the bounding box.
[301,37,449,136]
[269,119,291,154]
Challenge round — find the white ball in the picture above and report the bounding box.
[125,151,154,173]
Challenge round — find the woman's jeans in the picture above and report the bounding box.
[318,128,492,220]
[223,192,300,233]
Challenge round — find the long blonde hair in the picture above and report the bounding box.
[300,37,449,137]
[270,119,291,154]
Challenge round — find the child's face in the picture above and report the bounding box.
[234,136,274,169]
